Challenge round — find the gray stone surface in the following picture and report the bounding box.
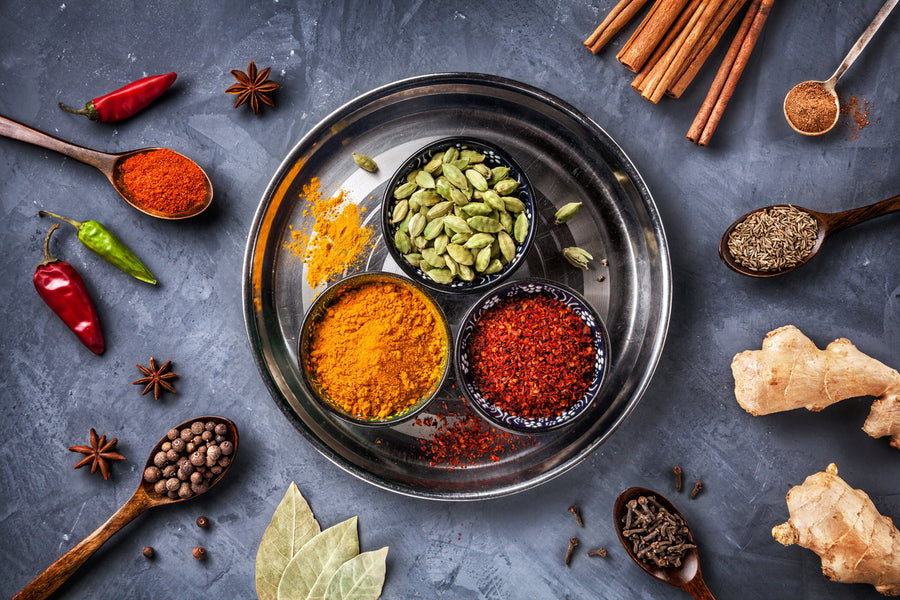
[1,1,897,598]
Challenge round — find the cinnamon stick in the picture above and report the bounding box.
[585,0,653,54]
[667,0,747,97]
[617,0,691,71]
[687,0,774,145]
[632,0,703,92]
[644,0,728,103]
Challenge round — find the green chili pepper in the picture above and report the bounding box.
[38,210,157,285]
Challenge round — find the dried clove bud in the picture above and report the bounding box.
[673,466,683,492]
[565,537,579,566]
[587,548,608,558]
[690,480,703,499]
[568,504,584,527]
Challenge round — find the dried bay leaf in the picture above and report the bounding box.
[256,482,322,600]
[323,547,388,600]
[277,516,360,600]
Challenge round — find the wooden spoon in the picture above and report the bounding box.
[614,487,716,600]
[784,0,898,135]
[12,416,238,600]
[719,194,900,277]
[0,114,212,219]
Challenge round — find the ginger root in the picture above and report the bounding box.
[732,325,900,448]
[772,464,900,596]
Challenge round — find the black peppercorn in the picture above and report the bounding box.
[143,546,155,559]
[192,546,206,560]
[196,516,209,528]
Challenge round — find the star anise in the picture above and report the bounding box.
[69,428,126,480]
[226,61,279,114]
[133,357,178,400]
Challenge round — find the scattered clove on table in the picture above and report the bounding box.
[565,537,579,566]
[673,466,683,492]
[690,480,703,499]
[568,504,584,527]
[621,495,695,568]
[587,547,608,558]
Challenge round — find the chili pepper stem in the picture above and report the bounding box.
[39,210,83,230]
[38,224,61,267]
[57,101,96,119]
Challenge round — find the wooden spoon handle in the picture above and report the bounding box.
[0,114,116,172]
[12,491,153,600]
[681,571,718,600]
[823,194,900,236]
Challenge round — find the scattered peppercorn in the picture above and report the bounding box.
[196,516,209,529]
[192,546,206,560]
[142,546,155,559]
[144,419,234,500]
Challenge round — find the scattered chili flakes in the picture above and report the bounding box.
[468,294,595,419]
[839,95,875,141]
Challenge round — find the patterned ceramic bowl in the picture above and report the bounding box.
[381,137,536,294]
[298,272,451,427]
[455,278,609,433]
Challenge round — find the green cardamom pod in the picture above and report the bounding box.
[398,212,412,233]
[426,201,453,220]
[499,211,514,234]
[483,190,506,212]
[497,231,516,262]
[422,248,446,269]
[415,170,436,189]
[490,239,501,259]
[427,268,454,285]
[435,178,453,201]
[467,216,503,233]
[423,217,445,240]
[464,233,494,249]
[412,190,442,207]
[458,263,475,282]
[451,232,472,245]
[441,163,468,190]
[391,200,409,224]
[449,188,469,207]
[484,258,503,275]
[394,181,418,200]
[442,215,472,234]
[442,147,460,163]
[434,234,449,255]
[563,246,593,270]
[413,235,428,249]
[488,166,509,185]
[408,213,426,238]
[473,164,491,179]
[465,169,488,192]
[404,253,422,267]
[446,243,475,266]
[407,170,421,184]
[494,179,519,196]
[352,153,378,172]
[394,230,411,254]
[451,158,470,171]
[444,254,459,276]
[475,246,491,272]
[423,156,444,175]
[514,213,529,243]
[460,149,485,163]
[461,202,491,217]
[503,197,526,213]
[554,202,583,225]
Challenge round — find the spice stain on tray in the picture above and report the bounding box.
[285,177,372,288]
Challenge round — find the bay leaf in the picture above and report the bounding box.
[256,482,321,600]
[323,547,388,600]
[277,516,359,600]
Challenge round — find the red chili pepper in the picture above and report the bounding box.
[58,72,177,122]
[33,224,105,354]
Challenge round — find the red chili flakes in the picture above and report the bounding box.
[467,294,595,419]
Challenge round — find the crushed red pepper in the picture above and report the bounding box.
[467,294,595,419]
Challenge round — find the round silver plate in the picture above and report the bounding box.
[242,73,671,500]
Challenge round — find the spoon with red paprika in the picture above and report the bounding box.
[0,114,212,220]
[33,224,105,354]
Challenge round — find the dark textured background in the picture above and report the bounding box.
[1,1,898,598]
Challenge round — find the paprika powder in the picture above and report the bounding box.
[118,148,207,215]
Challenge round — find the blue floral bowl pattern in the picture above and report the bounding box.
[455,279,609,433]
[381,137,536,294]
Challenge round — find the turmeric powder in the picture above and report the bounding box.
[307,279,447,420]
[285,178,372,288]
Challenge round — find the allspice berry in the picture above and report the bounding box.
[196,516,209,528]
[142,546,155,559]
[192,546,206,560]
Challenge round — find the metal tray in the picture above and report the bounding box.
[242,73,671,500]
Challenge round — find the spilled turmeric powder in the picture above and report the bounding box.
[285,177,372,288]
[307,279,447,420]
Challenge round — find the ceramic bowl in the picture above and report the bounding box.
[455,278,609,433]
[381,136,536,294]
[298,272,451,427]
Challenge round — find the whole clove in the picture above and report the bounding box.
[587,548,608,558]
[621,496,696,568]
[690,480,703,499]
[565,537,579,566]
[673,466,683,492]
[568,504,584,527]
